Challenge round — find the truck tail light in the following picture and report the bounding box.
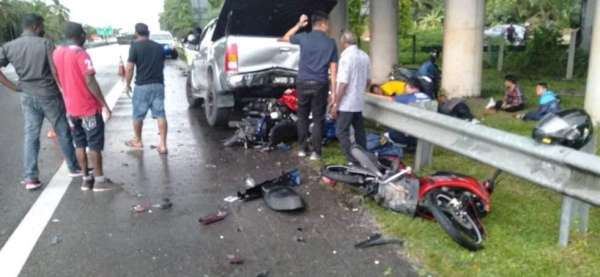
[225,43,238,72]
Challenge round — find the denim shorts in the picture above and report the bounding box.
[133,83,166,121]
[68,113,105,151]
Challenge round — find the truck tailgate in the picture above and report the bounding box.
[228,36,299,73]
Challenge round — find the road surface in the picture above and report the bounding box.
[0,44,416,277]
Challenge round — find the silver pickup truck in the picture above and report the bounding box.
[186,20,299,126]
[186,0,336,127]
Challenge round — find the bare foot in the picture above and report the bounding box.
[153,145,168,155]
[125,140,143,149]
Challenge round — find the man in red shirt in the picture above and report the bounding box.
[53,22,114,192]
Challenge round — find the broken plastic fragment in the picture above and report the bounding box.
[227,255,244,265]
[132,204,147,213]
[50,235,62,245]
[199,211,228,225]
[224,196,240,203]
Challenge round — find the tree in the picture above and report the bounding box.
[159,0,196,38]
[0,0,70,42]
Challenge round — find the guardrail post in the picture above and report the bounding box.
[412,101,438,171]
[415,140,434,171]
[558,134,596,246]
[559,196,575,247]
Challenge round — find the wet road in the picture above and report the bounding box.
[1,45,416,276]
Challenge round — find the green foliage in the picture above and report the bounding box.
[0,0,70,42]
[159,0,196,38]
[348,0,367,46]
[398,0,414,35]
[486,0,582,28]
[504,26,588,78]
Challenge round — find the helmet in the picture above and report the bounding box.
[532,109,594,150]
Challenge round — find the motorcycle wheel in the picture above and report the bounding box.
[425,189,485,251]
[321,165,365,186]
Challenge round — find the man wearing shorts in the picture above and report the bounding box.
[53,22,114,191]
[124,23,168,154]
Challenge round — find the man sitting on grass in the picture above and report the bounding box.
[485,74,526,113]
[516,82,560,121]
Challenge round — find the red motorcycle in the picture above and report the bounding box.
[322,146,499,251]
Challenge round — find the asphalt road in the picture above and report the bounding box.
[0,44,127,251]
[1,45,416,277]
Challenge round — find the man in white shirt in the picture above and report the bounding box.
[330,31,371,163]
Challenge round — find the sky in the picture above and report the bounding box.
[59,0,164,32]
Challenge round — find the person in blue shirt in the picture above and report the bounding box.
[417,50,441,98]
[517,82,560,121]
[371,78,431,151]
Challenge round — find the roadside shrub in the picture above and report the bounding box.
[504,26,586,78]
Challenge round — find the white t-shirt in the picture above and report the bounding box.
[336,45,370,112]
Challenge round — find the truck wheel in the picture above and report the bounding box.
[205,76,229,127]
[186,75,201,108]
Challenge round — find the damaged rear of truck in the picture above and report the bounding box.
[186,0,337,127]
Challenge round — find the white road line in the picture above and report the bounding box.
[0,81,125,277]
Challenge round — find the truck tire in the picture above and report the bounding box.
[205,75,229,127]
[186,75,201,108]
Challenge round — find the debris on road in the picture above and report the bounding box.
[224,195,240,203]
[256,270,270,277]
[132,203,149,213]
[152,198,173,210]
[50,235,62,245]
[227,254,244,265]
[51,218,60,223]
[245,176,256,188]
[293,235,306,243]
[205,164,217,169]
[374,260,380,265]
[198,211,228,225]
[354,233,404,249]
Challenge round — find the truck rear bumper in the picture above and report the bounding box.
[224,68,297,97]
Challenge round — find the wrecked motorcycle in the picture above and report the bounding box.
[321,145,499,251]
[224,91,299,148]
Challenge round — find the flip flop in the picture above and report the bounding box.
[125,140,143,149]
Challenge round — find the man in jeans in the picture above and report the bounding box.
[0,14,81,190]
[53,22,114,192]
[282,12,338,161]
[124,23,168,154]
[330,31,370,164]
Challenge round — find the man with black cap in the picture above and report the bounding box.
[124,23,168,154]
[53,21,115,192]
[0,14,81,190]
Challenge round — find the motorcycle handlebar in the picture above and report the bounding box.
[382,167,412,184]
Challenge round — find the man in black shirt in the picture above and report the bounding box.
[282,11,338,161]
[125,23,168,154]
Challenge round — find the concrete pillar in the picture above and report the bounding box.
[329,0,348,50]
[585,0,600,123]
[581,0,597,52]
[369,0,398,84]
[441,0,485,98]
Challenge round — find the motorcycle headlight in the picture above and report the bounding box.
[270,111,281,120]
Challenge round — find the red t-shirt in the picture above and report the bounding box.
[53,45,102,117]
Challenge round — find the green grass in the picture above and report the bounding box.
[320,69,600,276]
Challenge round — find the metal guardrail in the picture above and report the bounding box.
[362,94,600,246]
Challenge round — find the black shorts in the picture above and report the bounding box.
[68,113,105,151]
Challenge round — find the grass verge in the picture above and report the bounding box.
[320,69,600,276]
